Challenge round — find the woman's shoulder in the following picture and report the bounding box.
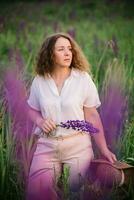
[72,68,92,79]
[32,74,44,82]
[30,74,45,87]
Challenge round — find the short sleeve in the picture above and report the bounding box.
[83,72,101,108]
[27,77,40,111]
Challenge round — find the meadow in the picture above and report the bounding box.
[0,1,134,199]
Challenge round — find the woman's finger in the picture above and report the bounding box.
[44,120,54,130]
[39,118,56,134]
[49,119,57,129]
[108,153,117,163]
[42,126,51,133]
[112,153,117,161]
[108,157,114,163]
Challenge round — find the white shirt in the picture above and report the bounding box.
[27,68,101,137]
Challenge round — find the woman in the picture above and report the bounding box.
[26,32,117,200]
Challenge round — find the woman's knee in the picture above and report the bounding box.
[26,175,58,200]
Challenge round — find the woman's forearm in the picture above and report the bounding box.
[28,106,44,127]
[84,107,108,153]
[91,112,108,154]
[84,106,117,163]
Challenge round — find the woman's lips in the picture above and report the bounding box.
[64,59,71,61]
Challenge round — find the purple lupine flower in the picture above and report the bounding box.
[4,67,33,139]
[4,66,35,179]
[67,28,76,39]
[99,61,128,151]
[58,120,99,134]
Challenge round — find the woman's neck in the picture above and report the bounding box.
[51,67,72,80]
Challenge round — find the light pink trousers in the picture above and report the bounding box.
[26,132,94,200]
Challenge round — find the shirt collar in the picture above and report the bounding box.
[47,68,79,79]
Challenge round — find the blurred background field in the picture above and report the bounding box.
[0,0,134,199]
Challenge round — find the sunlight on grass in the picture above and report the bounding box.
[0,1,134,199]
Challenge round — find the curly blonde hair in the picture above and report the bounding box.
[35,32,91,76]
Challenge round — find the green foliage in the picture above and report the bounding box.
[57,165,70,199]
[0,103,25,200]
[0,1,134,199]
[118,119,134,161]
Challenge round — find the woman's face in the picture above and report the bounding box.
[53,37,73,69]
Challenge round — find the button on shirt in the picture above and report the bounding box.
[27,68,101,137]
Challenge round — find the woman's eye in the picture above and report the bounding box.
[57,48,72,52]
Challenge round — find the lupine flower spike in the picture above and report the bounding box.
[57,120,99,134]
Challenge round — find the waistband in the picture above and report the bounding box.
[46,131,87,140]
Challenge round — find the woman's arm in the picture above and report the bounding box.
[83,106,117,163]
[28,106,44,127]
[27,106,56,134]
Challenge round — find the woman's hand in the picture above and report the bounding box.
[100,148,117,163]
[36,118,57,135]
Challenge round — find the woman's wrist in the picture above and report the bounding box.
[99,146,110,155]
[97,142,109,154]
[36,117,45,127]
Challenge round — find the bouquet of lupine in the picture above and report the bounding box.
[34,120,99,136]
[57,120,99,134]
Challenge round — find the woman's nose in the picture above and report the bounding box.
[64,49,70,55]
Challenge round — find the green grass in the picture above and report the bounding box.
[0,103,25,199]
[0,1,134,199]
